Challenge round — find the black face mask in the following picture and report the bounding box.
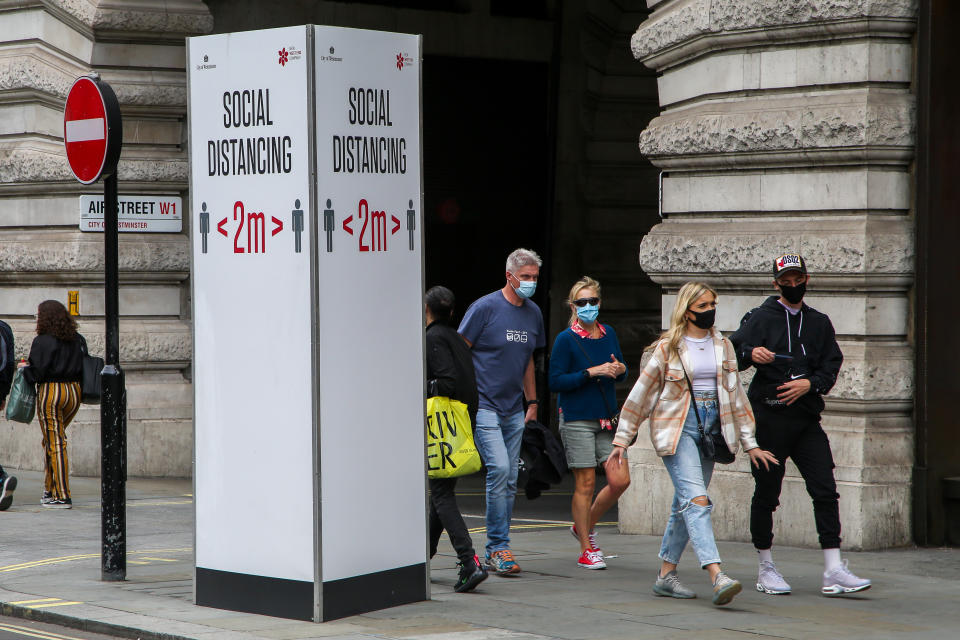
[688,308,716,330]
[778,281,806,304]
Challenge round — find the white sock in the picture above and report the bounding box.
[758,549,773,565]
[823,548,842,572]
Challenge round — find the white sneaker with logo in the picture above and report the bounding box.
[822,560,871,596]
[757,560,792,595]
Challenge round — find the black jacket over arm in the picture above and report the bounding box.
[426,321,479,420]
[729,296,843,417]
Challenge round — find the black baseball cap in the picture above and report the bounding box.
[773,254,807,279]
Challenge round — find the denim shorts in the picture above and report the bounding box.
[558,417,614,469]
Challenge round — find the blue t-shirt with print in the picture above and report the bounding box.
[458,290,545,416]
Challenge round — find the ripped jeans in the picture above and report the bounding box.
[658,392,721,568]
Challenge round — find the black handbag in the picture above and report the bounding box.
[679,360,735,464]
[571,337,619,428]
[79,335,104,405]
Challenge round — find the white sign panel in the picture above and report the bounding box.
[79,195,183,232]
[313,25,425,584]
[188,26,314,586]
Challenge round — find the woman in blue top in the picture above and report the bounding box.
[549,276,630,569]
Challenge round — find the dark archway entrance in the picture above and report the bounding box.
[422,56,551,321]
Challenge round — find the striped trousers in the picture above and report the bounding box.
[36,381,81,500]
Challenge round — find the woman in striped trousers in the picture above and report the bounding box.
[20,300,84,509]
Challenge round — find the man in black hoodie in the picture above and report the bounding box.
[730,254,870,597]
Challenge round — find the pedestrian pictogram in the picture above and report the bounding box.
[323,199,335,252]
[200,202,210,253]
[64,75,122,185]
[406,199,416,250]
[292,199,304,253]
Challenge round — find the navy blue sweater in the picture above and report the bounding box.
[548,325,627,422]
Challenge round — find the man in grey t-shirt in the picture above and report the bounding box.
[458,248,545,574]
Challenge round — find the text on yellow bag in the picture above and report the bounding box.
[426,396,482,478]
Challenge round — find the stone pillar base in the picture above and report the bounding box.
[618,444,911,551]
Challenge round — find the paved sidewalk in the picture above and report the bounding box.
[0,470,957,640]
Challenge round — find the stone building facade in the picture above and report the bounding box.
[617,0,917,549]
[0,0,212,476]
[1,0,954,549]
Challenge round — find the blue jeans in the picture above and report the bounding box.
[659,393,722,568]
[473,408,525,555]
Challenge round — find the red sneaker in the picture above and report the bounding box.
[569,525,599,551]
[577,549,606,570]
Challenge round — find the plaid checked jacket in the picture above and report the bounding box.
[612,328,759,457]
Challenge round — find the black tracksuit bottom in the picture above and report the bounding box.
[750,404,842,550]
[428,477,476,566]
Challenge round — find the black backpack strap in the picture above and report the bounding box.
[677,358,705,439]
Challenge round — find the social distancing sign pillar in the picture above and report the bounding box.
[187,25,426,622]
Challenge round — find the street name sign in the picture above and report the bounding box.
[80,195,183,232]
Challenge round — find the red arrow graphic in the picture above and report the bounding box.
[391,215,401,234]
[271,216,283,236]
[342,215,354,235]
[217,217,228,236]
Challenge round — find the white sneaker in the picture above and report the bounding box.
[757,560,791,595]
[822,560,871,596]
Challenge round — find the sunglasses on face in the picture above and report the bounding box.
[572,297,600,307]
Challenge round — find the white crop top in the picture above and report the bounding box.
[683,335,717,392]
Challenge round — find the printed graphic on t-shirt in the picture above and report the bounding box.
[505,329,529,343]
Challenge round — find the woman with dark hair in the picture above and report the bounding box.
[425,285,488,593]
[18,300,85,509]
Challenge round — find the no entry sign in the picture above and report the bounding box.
[64,75,122,184]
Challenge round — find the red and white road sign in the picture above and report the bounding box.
[64,76,122,184]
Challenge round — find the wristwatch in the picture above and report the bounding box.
[526,399,539,405]
[581,369,591,380]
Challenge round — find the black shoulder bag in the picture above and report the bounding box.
[678,359,735,464]
[79,335,104,405]
[571,337,619,429]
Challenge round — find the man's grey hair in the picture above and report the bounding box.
[506,248,542,273]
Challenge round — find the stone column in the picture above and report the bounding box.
[618,0,916,549]
[0,0,211,476]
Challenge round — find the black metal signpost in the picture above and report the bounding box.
[63,73,127,581]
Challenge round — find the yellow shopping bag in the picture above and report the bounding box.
[426,396,482,479]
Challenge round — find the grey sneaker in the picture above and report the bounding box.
[757,560,791,595]
[822,560,871,596]
[712,572,742,606]
[653,570,696,599]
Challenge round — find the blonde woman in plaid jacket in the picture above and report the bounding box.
[607,282,778,606]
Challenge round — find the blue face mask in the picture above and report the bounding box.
[510,275,537,299]
[576,304,599,323]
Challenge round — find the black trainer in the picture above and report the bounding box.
[43,497,72,510]
[455,555,488,593]
[0,474,17,511]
